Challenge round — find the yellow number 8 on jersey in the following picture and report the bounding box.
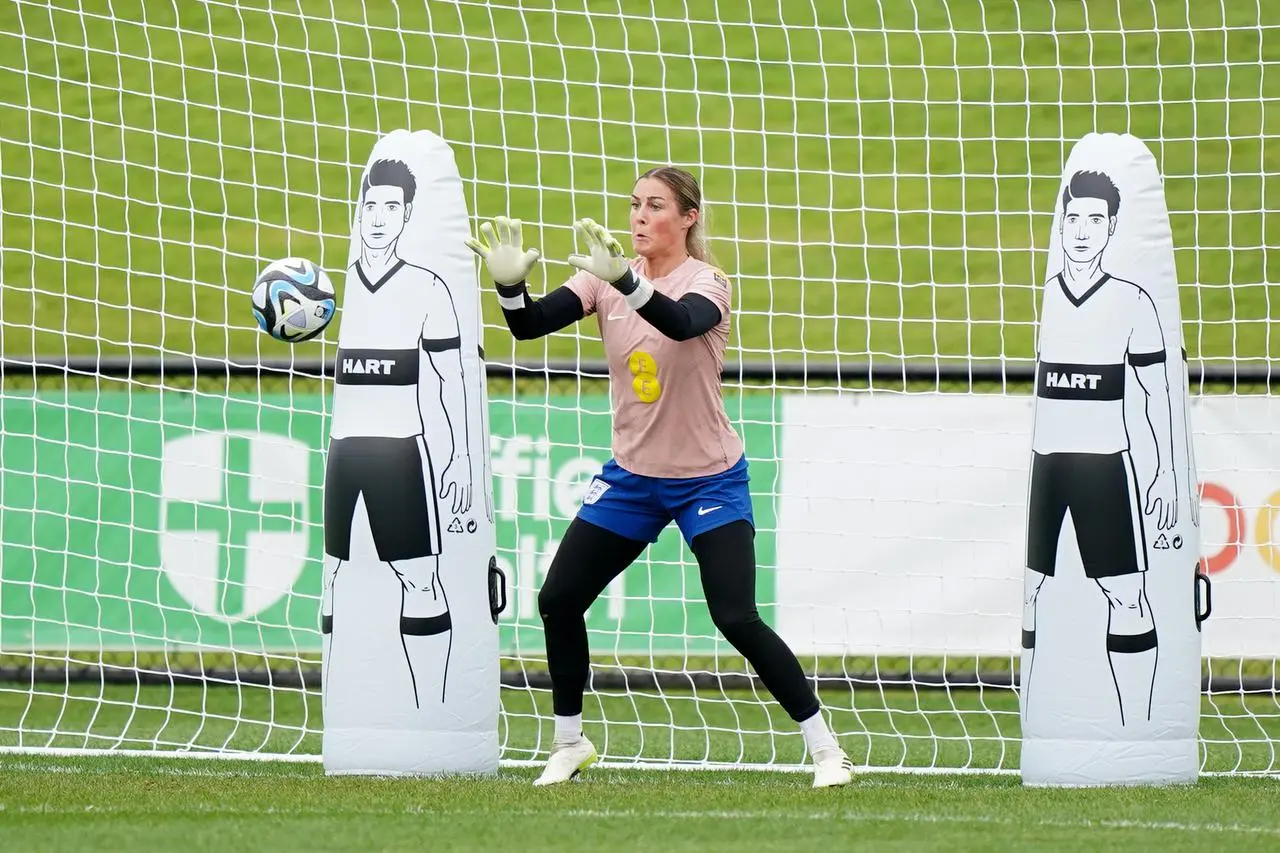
[628,350,661,404]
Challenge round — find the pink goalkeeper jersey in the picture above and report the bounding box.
[565,256,743,479]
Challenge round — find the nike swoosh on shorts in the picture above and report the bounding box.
[697,505,723,516]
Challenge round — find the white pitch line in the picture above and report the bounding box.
[0,804,1276,836]
[0,746,318,763]
[556,809,1280,836]
[0,760,320,779]
[1,758,1277,787]
[1,748,1277,781]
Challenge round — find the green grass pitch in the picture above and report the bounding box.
[1,755,1279,853]
[2,686,1280,850]
[1,0,1277,366]
[2,684,1279,850]
[2,0,1279,848]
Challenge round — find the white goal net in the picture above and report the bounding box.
[0,0,1275,773]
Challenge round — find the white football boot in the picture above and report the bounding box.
[811,745,854,788]
[533,736,598,786]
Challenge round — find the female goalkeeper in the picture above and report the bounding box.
[467,167,851,788]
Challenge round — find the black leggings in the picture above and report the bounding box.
[537,517,820,722]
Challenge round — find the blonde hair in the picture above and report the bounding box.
[638,166,714,265]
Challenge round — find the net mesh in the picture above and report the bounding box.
[0,0,1276,772]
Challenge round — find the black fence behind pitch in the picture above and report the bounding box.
[0,355,1275,390]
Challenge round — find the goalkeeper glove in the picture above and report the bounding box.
[566,218,630,283]
[567,218,654,309]
[466,216,541,287]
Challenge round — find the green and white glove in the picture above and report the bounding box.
[566,218,630,283]
[566,218,653,309]
[465,216,542,292]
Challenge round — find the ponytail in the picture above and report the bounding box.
[686,213,708,262]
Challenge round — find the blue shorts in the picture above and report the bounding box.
[576,456,754,546]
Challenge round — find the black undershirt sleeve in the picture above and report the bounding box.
[497,283,586,341]
[635,290,723,342]
[499,273,722,343]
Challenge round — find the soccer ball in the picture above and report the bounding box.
[250,258,336,343]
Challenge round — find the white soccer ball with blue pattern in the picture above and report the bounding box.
[250,258,336,343]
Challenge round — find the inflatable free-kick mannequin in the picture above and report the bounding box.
[320,129,502,776]
[1020,132,1207,786]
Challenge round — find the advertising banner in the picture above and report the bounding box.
[775,393,1280,659]
[4,389,1273,660]
[0,391,327,653]
[0,391,777,656]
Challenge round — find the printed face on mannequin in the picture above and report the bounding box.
[630,176,697,259]
[1060,196,1115,266]
[360,184,412,252]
